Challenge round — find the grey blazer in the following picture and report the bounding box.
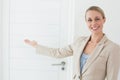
[35,35,120,80]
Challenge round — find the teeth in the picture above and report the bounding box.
[92,27,99,30]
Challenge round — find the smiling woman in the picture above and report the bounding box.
[24,6,120,80]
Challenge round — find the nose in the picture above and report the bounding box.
[91,20,97,25]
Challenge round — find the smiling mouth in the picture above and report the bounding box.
[91,26,99,31]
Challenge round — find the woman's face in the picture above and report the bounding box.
[85,10,105,34]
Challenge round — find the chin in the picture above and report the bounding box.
[92,31,102,35]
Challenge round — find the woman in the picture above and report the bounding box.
[24,6,120,80]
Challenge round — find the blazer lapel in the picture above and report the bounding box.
[82,35,107,74]
[77,36,91,73]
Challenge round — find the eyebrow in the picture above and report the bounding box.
[95,16,101,18]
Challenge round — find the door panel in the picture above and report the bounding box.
[9,0,69,80]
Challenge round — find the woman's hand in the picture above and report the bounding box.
[24,39,38,48]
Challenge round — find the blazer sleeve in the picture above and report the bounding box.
[35,36,85,58]
[35,44,73,58]
[106,45,120,80]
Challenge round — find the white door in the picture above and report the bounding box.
[4,0,74,80]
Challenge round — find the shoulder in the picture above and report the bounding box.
[106,39,120,57]
[106,40,120,50]
[75,36,88,42]
[71,36,88,46]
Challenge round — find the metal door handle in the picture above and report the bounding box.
[52,61,66,66]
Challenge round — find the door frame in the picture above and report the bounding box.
[0,0,3,79]
[2,0,75,80]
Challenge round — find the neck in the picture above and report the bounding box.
[90,33,104,43]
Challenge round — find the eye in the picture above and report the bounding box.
[95,18,100,21]
[88,19,92,22]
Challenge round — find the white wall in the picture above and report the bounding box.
[0,0,3,79]
[75,0,120,45]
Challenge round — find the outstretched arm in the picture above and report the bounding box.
[24,39,73,58]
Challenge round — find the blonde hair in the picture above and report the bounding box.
[85,6,105,19]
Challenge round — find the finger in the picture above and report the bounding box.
[24,39,31,43]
